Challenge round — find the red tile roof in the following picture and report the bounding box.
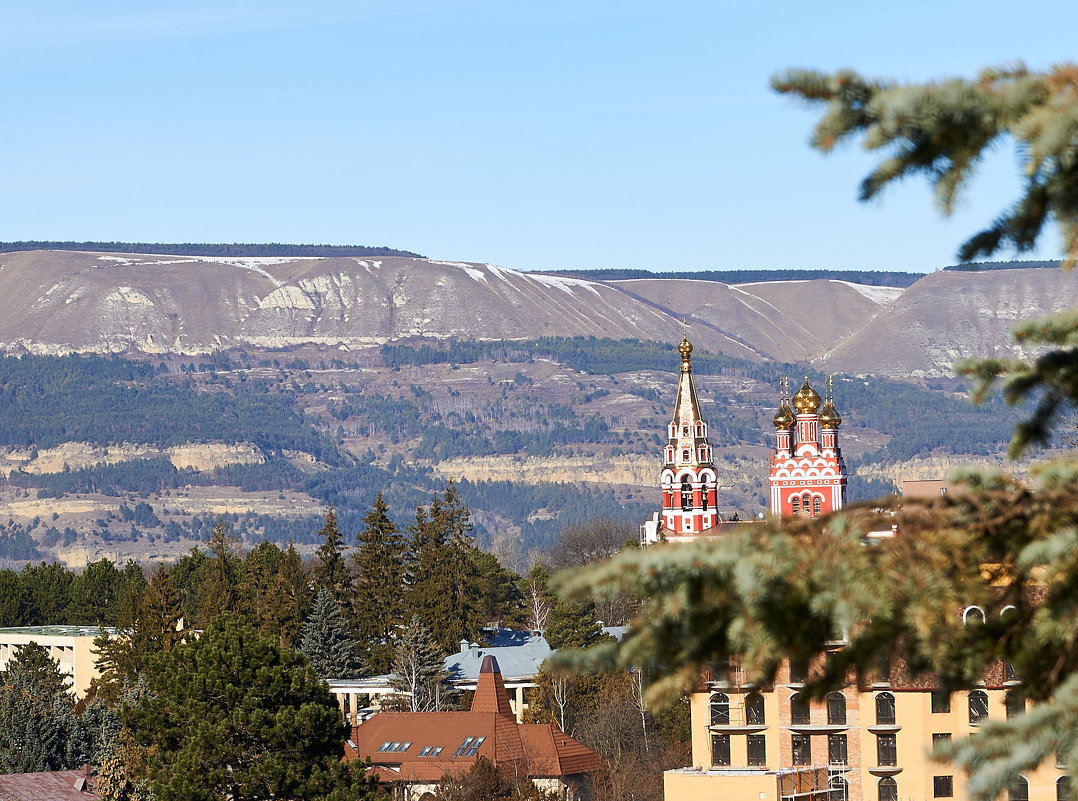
[0,769,96,800]
[350,655,601,784]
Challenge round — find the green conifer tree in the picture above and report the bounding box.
[299,588,363,680]
[274,540,311,649]
[406,484,483,652]
[127,613,377,801]
[312,503,350,604]
[352,493,407,673]
[0,642,86,773]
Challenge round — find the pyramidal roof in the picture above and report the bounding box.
[670,336,706,431]
[470,655,514,716]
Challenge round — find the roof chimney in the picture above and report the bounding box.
[460,639,470,653]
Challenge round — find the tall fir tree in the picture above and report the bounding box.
[406,484,483,653]
[352,493,407,673]
[274,541,311,649]
[299,588,363,680]
[312,503,350,604]
[197,520,240,627]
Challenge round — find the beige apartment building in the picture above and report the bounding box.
[0,625,107,697]
[667,653,1068,801]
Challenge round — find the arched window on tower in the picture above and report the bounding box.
[813,497,822,516]
[701,485,708,512]
[681,479,693,511]
[791,496,800,514]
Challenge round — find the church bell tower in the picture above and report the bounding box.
[659,337,720,536]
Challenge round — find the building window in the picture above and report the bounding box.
[826,693,846,725]
[969,690,989,724]
[1010,777,1029,801]
[710,693,730,726]
[802,493,812,513]
[791,734,811,765]
[963,606,986,625]
[879,777,898,801]
[813,497,821,516]
[791,496,801,513]
[931,690,950,714]
[746,692,765,725]
[682,425,690,436]
[828,734,848,766]
[791,693,810,725]
[934,776,954,798]
[453,736,484,757]
[682,449,690,461]
[876,692,896,725]
[790,660,807,684]
[701,485,708,511]
[932,733,951,758]
[1006,693,1025,720]
[711,734,731,767]
[877,734,897,766]
[831,776,849,801]
[1057,777,1073,801]
[747,734,766,766]
[1006,661,1019,681]
[681,479,692,510]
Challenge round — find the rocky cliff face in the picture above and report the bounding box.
[0,251,1070,377]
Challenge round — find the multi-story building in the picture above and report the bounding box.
[669,652,1067,801]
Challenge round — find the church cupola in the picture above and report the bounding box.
[768,374,847,520]
[659,337,719,538]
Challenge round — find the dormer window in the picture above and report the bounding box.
[682,425,690,436]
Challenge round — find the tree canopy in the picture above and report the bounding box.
[126,613,377,801]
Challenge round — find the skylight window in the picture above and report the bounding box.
[464,737,485,757]
[394,742,412,752]
[454,737,475,757]
[419,746,444,757]
[377,742,393,752]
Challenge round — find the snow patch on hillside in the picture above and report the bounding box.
[831,281,905,304]
[528,274,601,296]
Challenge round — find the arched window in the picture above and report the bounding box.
[802,493,811,512]
[681,479,693,511]
[1009,777,1029,801]
[813,496,822,516]
[1006,693,1025,720]
[964,606,986,625]
[827,693,847,725]
[1057,777,1073,801]
[746,692,765,725]
[791,496,801,513]
[876,692,896,725]
[791,692,810,725]
[969,690,989,724]
[682,425,690,436]
[709,693,730,726]
[701,483,709,512]
[831,776,849,801]
[878,777,898,801]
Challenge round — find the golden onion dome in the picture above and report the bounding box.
[772,402,794,429]
[678,336,693,372]
[819,400,842,428]
[792,378,822,415]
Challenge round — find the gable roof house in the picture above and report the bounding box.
[348,654,602,800]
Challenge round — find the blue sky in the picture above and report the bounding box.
[2,1,1073,273]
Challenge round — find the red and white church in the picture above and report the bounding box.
[645,337,847,544]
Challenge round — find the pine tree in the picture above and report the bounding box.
[544,597,604,651]
[299,589,363,680]
[352,493,407,673]
[127,613,377,801]
[312,503,350,604]
[390,615,451,712]
[0,642,86,773]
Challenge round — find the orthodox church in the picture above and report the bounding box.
[646,337,847,543]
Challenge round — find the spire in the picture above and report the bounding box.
[669,337,707,449]
[471,655,514,716]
